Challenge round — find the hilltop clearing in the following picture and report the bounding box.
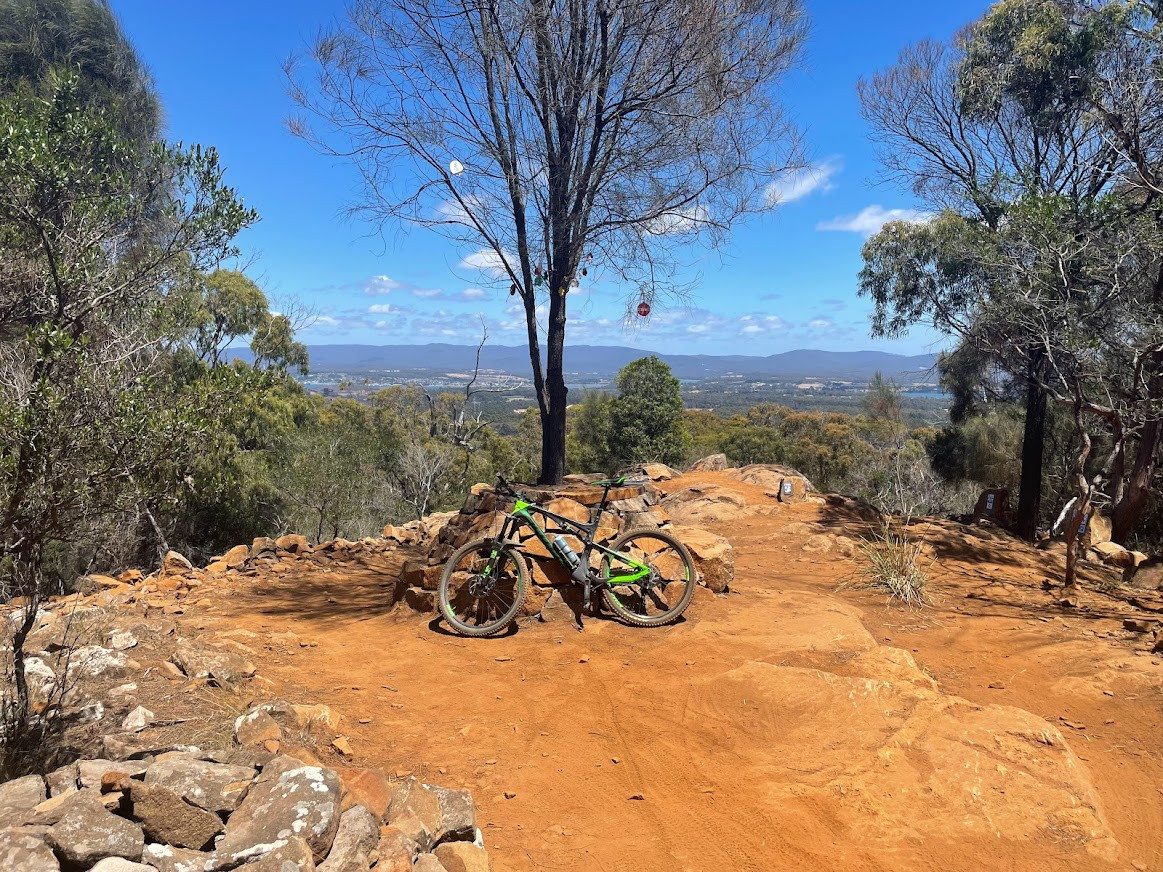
[141,469,1163,872]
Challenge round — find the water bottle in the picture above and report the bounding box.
[552,534,581,571]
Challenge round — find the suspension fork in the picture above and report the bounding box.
[480,516,518,579]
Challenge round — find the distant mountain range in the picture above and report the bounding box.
[295,343,940,383]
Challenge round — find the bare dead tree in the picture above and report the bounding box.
[287,0,807,483]
[424,320,518,447]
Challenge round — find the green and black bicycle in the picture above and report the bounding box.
[437,474,697,637]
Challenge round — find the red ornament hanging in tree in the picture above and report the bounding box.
[637,301,651,317]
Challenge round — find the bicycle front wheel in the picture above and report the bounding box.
[600,528,696,627]
[438,539,527,637]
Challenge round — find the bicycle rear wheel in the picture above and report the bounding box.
[600,527,696,627]
[438,539,527,637]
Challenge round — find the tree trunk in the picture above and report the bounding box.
[1110,417,1160,544]
[538,294,569,485]
[10,597,38,724]
[1014,352,1048,541]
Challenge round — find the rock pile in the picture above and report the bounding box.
[395,479,735,614]
[0,731,489,872]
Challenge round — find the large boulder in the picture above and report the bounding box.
[971,488,1013,527]
[661,486,749,524]
[67,646,132,681]
[222,544,250,569]
[668,525,734,593]
[0,828,60,872]
[688,453,729,472]
[434,841,490,872]
[639,463,678,481]
[171,645,255,687]
[162,551,194,574]
[1127,555,1163,589]
[376,825,419,872]
[275,534,312,554]
[214,759,342,865]
[233,709,282,749]
[0,776,46,828]
[1088,540,1136,569]
[318,805,379,872]
[45,791,144,866]
[144,754,255,815]
[336,768,392,821]
[728,465,814,502]
[128,781,223,851]
[386,777,475,849]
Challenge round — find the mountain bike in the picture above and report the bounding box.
[437,474,697,637]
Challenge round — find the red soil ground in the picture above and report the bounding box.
[184,471,1163,872]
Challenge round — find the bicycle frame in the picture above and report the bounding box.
[483,497,651,585]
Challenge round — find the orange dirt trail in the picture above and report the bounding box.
[190,472,1163,872]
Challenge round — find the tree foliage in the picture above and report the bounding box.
[0,0,160,147]
[858,0,1163,581]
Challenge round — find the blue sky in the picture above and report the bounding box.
[114,0,988,356]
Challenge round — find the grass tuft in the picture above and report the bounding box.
[850,523,930,607]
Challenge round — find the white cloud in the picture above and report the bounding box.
[644,204,710,235]
[687,324,709,334]
[412,288,444,298]
[808,317,834,329]
[458,287,487,301]
[765,159,841,207]
[436,198,473,225]
[817,205,931,236]
[315,315,342,327]
[368,303,395,314]
[364,275,401,295]
[738,314,788,334]
[459,248,515,278]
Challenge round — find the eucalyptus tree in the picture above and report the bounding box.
[0,77,255,746]
[860,0,1163,584]
[857,13,1125,542]
[287,0,807,483]
[0,0,160,147]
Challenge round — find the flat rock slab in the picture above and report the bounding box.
[145,754,255,815]
[434,841,491,872]
[239,835,314,871]
[89,859,156,872]
[129,781,223,850]
[0,827,59,872]
[45,791,144,866]
[214,759,341,864]
[318,805,379,872]
[142,843,210,872]
[0,776,46,827]
[171,646,255,686]
[78,759,148,790]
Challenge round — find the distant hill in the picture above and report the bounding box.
[292,343,940,383]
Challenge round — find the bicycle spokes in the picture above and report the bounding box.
[444,545,522,628]
[602,531,693,622]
